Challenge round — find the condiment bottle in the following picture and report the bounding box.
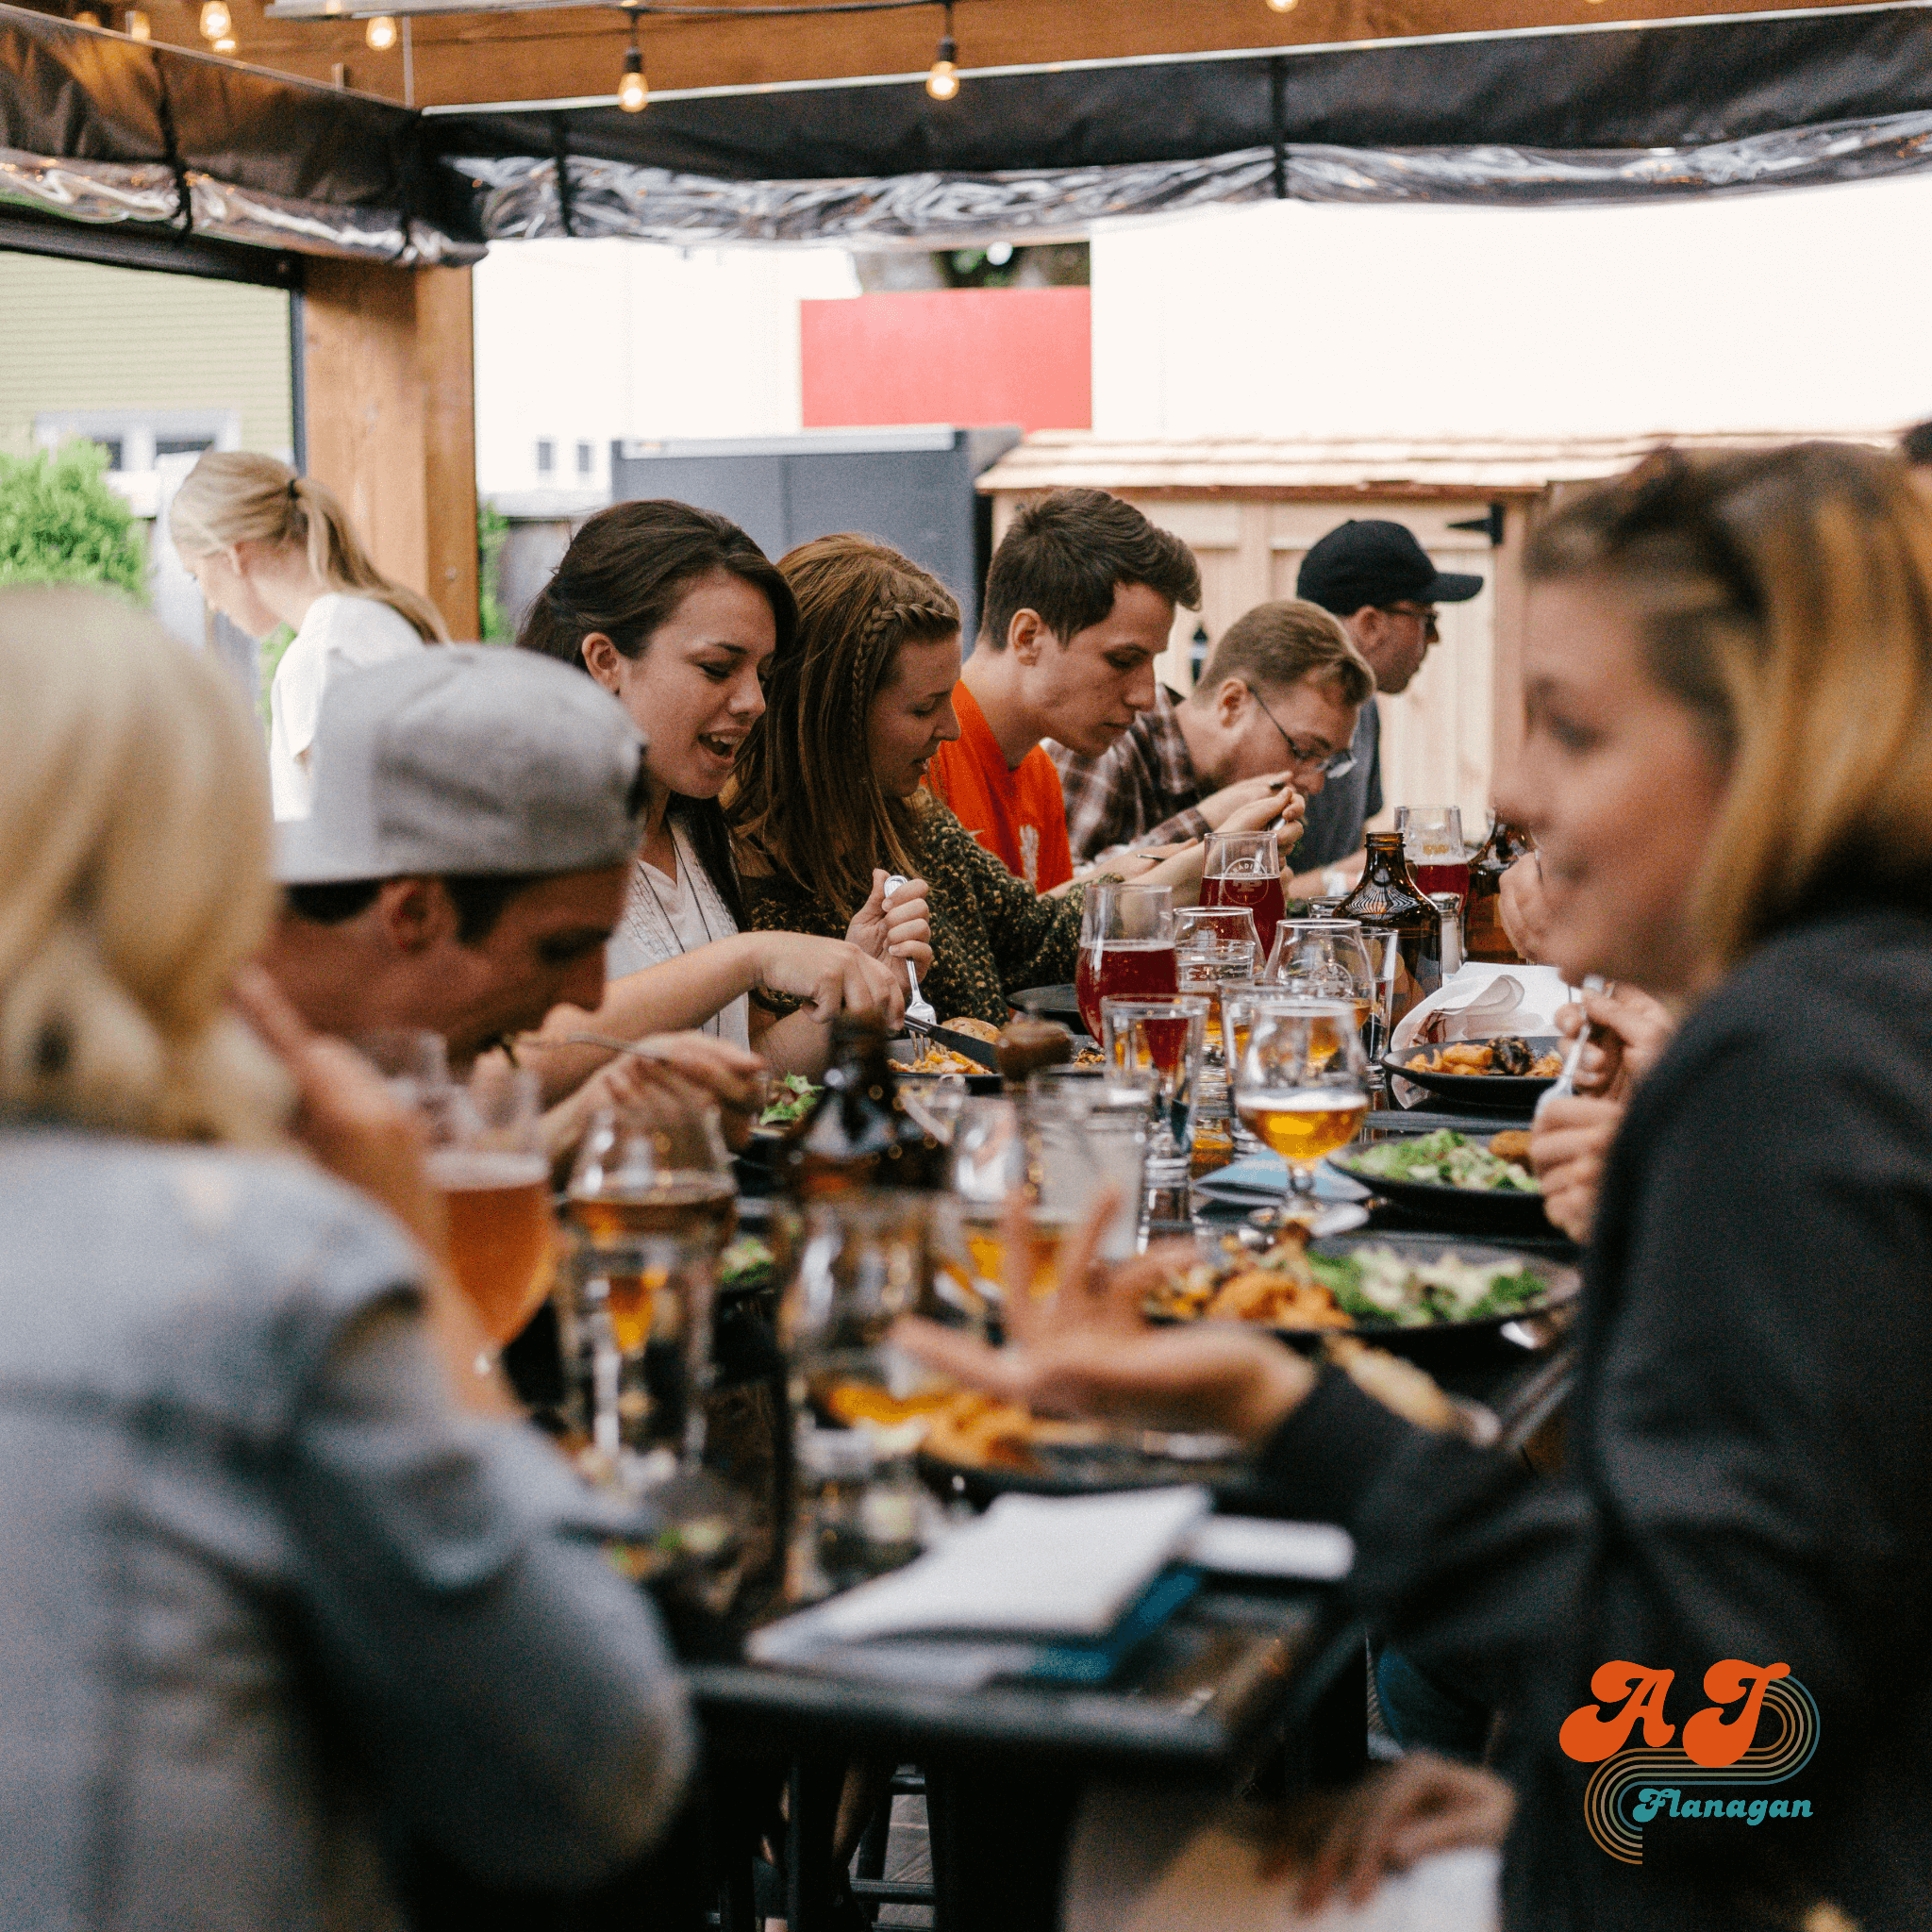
[1336,831,1443,1039]
[783,1015,946,1198]
[1463,815,1536,963]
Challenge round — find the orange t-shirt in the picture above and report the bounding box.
[925,682,1074,893]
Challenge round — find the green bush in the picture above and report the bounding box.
[478,496,509,642]
[0,441,147,602]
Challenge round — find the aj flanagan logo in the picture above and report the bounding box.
[1558,1660,1820,1864]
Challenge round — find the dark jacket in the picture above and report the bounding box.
[1257,903,1932,1931]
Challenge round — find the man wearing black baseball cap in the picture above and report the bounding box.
[1293,520,1484,883]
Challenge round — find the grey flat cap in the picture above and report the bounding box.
[276,646,646,885]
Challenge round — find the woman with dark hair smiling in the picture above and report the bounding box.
[904,443,1932,1930]
[729,535,1207,1027]
[516,501,923,1084]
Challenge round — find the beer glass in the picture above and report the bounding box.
[425,1061,553,1347]
[1396,805,1470,911]
[947,1097,1028,1306]
[1232,996,1371,1224]
[1075,883,1177,1041]
[1102,996,1209,1188]
[1201,828,1286,960]
[354,1027,450,1108]
[563,1093,735,1467]
[1266,919,1377,1049]
[1174,905,1260,954]
[1024,1069,1153,1266]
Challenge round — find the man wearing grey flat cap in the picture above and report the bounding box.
[265,647,651,1073]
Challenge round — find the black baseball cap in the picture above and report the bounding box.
[1296,520,1484,617]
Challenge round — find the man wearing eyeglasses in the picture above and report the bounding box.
[1050,599,1371,871]
[1294,520,1485,887]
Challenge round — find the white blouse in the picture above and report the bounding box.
[604,816,750,1047]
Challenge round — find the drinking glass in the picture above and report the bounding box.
[1397,805,1470,911]
[1102,996,1208,1189]
[1178,935,1259,1074]
[1024,1070,1153,1265]
[1075,883,1177,1041]
[1201,828,1287,961]
[1265,919,1376,1045]
[354,1027,450,1107]
[781,1192,974,1595]
[1174,905,1260,955]
[1232,996,1372,1224]
[947,1097,1027,1306]
[424,1060,554,1348]
[562,1092,736,1467]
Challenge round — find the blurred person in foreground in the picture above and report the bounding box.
[730,534,1208,1027]
[514,500,915,1088]
[261,647,764,1158]
[1294,521,1484,892]
[928,489,1203,893]
[904,442,1932,1931]
[1050,599,1357,869]
[0,587,692,1926]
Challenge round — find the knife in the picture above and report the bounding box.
[901,1015,1002,1073]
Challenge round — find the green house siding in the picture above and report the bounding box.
[0,252,291,460]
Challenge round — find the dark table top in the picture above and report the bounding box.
[688,1578,1351,1782]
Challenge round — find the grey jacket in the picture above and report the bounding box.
[0,1126,693,1931]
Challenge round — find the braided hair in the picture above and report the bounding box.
[727,534,961,920]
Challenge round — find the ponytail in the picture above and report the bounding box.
[169,451,450,644]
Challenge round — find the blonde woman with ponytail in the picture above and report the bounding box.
[169,450,448,819]
[0,585,693,1921]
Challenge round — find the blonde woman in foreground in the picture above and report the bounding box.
[170,449,447,818]
[0,587,691,1924]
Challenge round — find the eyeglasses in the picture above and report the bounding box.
[1249,688,1357,781]
[1379,603,1441,640]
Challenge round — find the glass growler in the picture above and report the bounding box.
[1463,815,1536,963]
[783,1015,947,1199]
[1335,831,1443,1038]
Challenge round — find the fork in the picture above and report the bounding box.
[882,873,937,1027]
[1533,974,1607,1121]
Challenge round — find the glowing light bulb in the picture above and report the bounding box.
[198,0,230,40]
[364,13,396,51]
[125,8,151,36]
[212,34,236,51]
[75,9,101,25]
[618,44,647,111]
[1266,0,1298,11]
[925,57,958,100]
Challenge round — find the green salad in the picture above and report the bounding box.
[720,1235,774,1295]
[758,1074,819,1129]
[1342,1128,1541,1194]
[1307,1245,1549,1326]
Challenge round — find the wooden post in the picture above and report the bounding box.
[301,260,480,641]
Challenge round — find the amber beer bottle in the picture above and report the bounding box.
[1336,831,1443,1039]
[784,1015,946,1198]
[1463,815,1536,963]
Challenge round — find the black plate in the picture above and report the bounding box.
[916,1432,1247,1507]
[1324,1150,1551,1235]
[1383,1034,1563,1112]
[1009,983,1084,1028]
[888,1039,1003,1093]
[1157,1228,1575,1367]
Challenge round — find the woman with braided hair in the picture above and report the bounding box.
[731,534,1199,1027]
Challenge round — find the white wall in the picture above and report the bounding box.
[473,238,859,498]
[1091,175,1932,441]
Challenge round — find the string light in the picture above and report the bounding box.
[365,13,397,50]
[198,0,230,40]
[925,0,957,100]
[213,34,237,51]
[618,7,647,110]
[1265,0,1298,11]
[125,8,151,35]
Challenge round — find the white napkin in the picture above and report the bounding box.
[1391,965,1573,1055]
[750,1486,1210,1664]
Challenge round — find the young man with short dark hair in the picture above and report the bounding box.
[925,489,1202,891]
[1051,598,1368,873]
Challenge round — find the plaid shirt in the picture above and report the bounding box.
[1048,686,1213,865]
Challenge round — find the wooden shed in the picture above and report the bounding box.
[976,429,1897,836]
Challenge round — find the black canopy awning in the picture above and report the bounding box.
[4,2,1932,263]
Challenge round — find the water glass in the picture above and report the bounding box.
[1024,1070,1152,1263]
[947,1097,1026,1307]
[1102,996,1209,1188]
